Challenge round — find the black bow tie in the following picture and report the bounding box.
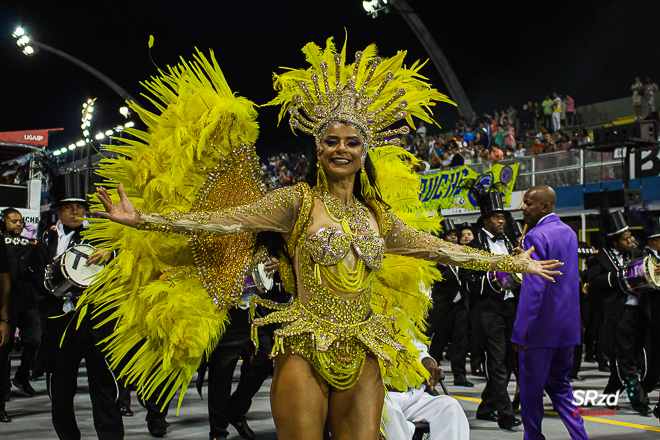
[494,233,505,241]
[63,224,84,235]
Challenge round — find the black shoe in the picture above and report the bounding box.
[476,412,498,422]
[568,375,585,382]
[230,417,256,440]
[471,369,485,377]
[453,379,474,387]
[636,405,653,417]
[148,418,169,437]
[12,378,36,396]
[499,417,522,430]
[0,411,11,423]
[584,354,595,363]
[119,406,134,417]
[29,371,43,381]
[652,404,660,419]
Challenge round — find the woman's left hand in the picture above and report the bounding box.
[519,246,563,282]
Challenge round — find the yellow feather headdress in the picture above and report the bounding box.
[267,37,455,161]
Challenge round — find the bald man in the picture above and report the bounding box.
[512,186,588,440]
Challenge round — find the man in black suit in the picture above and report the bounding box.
[1,208,45,400]
[0,237,12,422]
[587,209,651,415]
[425,217,473,387]
[640,218,660,418]
[461,189,522,431]
[41,173,125,440]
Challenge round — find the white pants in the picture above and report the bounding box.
[552,113,561,131]
[382,387,470,440]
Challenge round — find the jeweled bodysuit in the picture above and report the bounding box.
[139,182,526,389]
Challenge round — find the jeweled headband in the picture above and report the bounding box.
[267,37,455,162]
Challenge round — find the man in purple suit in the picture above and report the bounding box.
[512,186,589,440]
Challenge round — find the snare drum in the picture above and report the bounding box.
[617,256,660,294]
[243,262,274,293]
[489,271,523,292]
[45,244,105,298]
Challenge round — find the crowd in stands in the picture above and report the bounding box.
[260,151,310,190]
[259,83,658,182]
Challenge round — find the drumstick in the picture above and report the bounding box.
[518,223,528,248]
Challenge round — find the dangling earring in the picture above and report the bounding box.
[317,162,329,192]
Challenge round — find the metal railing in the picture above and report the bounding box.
[420,149,624,190]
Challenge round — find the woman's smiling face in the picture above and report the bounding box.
[317,122,364,180]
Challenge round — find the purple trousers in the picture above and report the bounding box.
[519,346,589,440]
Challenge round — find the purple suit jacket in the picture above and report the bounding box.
[511,214,581,348]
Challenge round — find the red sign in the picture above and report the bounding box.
[0,128,63,147]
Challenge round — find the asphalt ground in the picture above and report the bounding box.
[2,354,660,439]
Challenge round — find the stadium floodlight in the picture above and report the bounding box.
[53,150,61,156]
[16,35,30,46]
[76,140,85,147]
[105,129,114,136]
[59,147,67,153]
[116,125,124,132]
[22,46,35,55]
[119,106,129,118]
[12,27,25,38]
[362,0,389,17]
[82,129,89,137]
[95,132,105,140]
[124,121,135,128]
[68,144,76,150]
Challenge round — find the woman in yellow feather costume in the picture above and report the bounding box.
[86,37,561,439]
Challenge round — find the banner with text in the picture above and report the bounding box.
[419,164,519,211]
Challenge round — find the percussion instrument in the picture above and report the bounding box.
[45,244,105,298]
[617,256,660,294]
[243,262,274,293]
[489,271,523,292]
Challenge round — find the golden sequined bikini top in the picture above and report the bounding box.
[305,226,385,270]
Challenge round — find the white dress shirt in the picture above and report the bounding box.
[483,228,514,300]
[611,248,638,306]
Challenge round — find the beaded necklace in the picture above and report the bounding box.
[317,189,374,238]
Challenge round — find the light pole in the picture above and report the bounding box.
[362,1,474,119]
[12,27,142,107]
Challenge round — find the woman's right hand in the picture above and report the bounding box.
[95,184,140,228]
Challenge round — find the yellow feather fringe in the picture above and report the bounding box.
[78,48,260,411]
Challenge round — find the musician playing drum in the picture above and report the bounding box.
[587,209,652,416]
[640,217,660,420]
[460,186,522,430]
[40,173,125,440]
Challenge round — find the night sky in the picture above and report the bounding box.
[1,0,659,158]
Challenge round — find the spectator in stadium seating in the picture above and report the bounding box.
[560,95,567,128]
[450,147,465,167]
[643,77,658,116]
[493,126,505,149]
[564,95,575,126]
[442,152,452,168]
[543,133,557,152]
[632,77,644,119]
[503,123,516,152]
[542,96,553,131]
[417,121,427,138]
[577,128,592,146]
[552,93,562,132]
[515,142,526,158]
[478,149,491,164]
[531,138,545,156]
[490,143,504,162]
